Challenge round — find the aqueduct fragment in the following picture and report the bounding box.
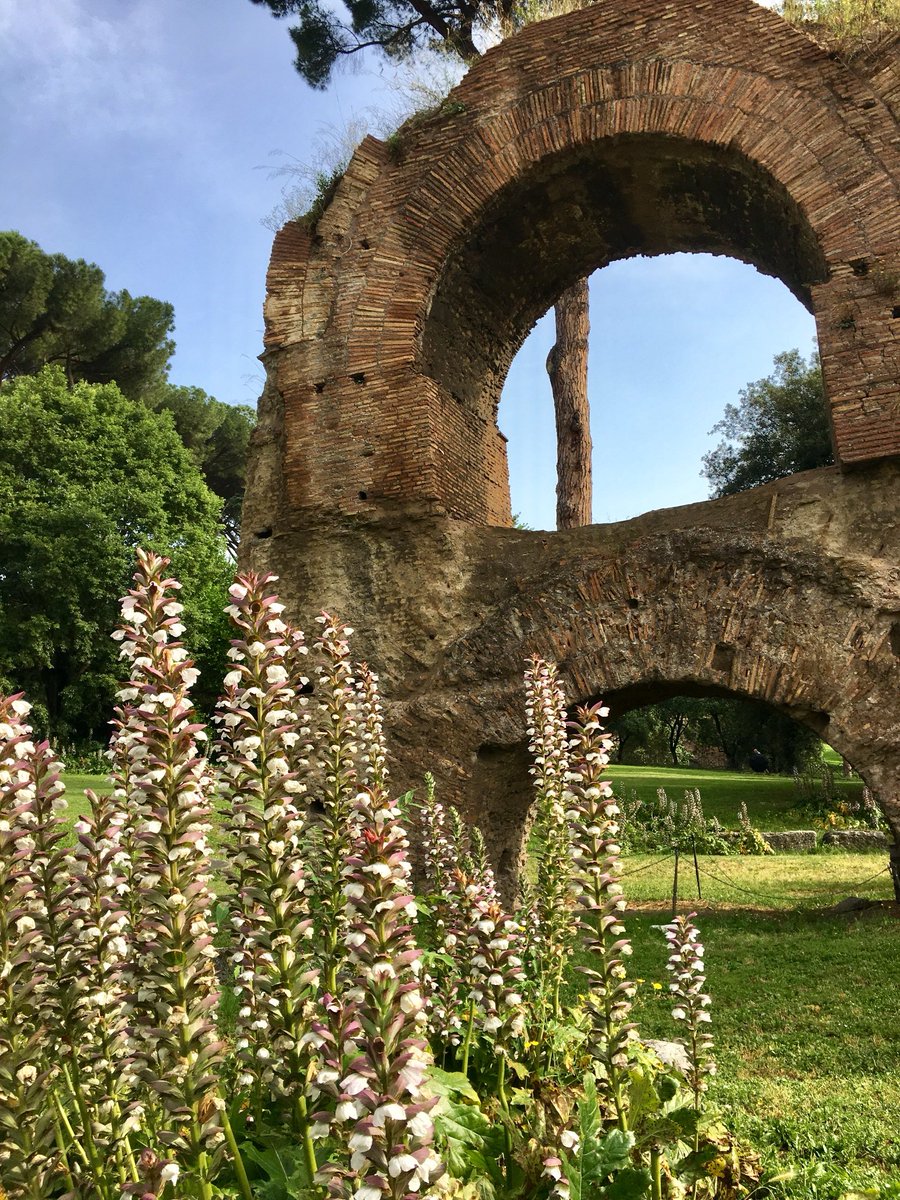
[241,0,900,895]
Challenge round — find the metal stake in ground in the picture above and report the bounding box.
[671,846,680,918]
[692,837,702,901]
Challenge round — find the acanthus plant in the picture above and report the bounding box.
[316,777,443,1200]
[111,550,227,1197]
[523,659,578,1030]
[0,695,59,1197]
[0,555,736,1200]
[663,914,715,1114]
[565,700,638,1130]
[215,574,319,1174]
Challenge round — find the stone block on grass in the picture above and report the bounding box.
[761,830,817,853]
[821,829,890,852]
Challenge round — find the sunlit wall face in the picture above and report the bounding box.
[499,253,817,531]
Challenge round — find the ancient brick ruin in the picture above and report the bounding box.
[241,0,900,894]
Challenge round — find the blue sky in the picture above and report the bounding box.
[1,0,817,531]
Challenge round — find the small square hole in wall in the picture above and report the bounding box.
[892,306,900,319]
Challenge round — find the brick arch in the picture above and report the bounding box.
[419,131,829,419]
[247,0,900,541]
[242,2,900,898]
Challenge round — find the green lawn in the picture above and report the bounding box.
[607,851,899,1197]
[606,762,864,831]
[62,772,112,816]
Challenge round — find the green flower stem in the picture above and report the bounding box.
[52,1087,90,1171]
[496,1054,508,1111]
[61,1061,111,1196]
[650,1146,662,1200]
[53,1119,76,1193]
[296,1091,318,1179]
[221,1106,254,1200]
[197,1149,213,1200]
[460,999,476,1076]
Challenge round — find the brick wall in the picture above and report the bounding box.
[251,0,900,530]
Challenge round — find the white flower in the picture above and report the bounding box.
[15,1064,37,1086]
[341,1072,368,1095]
[159,1162,180,1185]
[354,1187,383,1200]
[372,1102,407,1126]
[389,1153,419,1177]
[408,1110,434,1139]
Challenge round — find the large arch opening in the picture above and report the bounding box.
[498,252,819,528]
[420,132,829,438]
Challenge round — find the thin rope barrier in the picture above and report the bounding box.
[693,859,891,903]
[621,849,892,903]
[620,850,677,878]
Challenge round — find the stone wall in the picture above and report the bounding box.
[244,463,900,896]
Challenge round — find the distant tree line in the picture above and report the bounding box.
[610,695,823,773]
[0,230,256,743]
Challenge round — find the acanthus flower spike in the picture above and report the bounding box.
[662,912,715,1111]
[0,695,60,1194]
[216,573,320,1159]
[330,777,443,1200]
[113,549,225,1190]
[565,697,637,1130]
[524,658,577,1025]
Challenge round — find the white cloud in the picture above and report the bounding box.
[0,0,178,139]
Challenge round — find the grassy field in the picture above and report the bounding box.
[606,761,864,830]
[626,891,900,1196]
[61,772,111,823]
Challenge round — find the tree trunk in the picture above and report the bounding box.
[547,277,591,530]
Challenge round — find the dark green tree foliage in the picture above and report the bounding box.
[0,231,174,400]
[0,367,231,742]
[146,384,256,553]
[249,0,511,87]
[697,698,821,774]
[609,696,821,773]
[701,349,834,498]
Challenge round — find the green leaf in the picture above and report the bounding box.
[565,1074,602,1200]
[593,1128,636,1177]
[433,1095,505,1187]
[427,1066,481,1103]
[600,1166,653,1198]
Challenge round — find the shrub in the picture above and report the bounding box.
[617,787,732,855]
[0,552,750,1199]
[792,764,886,831]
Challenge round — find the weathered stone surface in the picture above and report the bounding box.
[242,0,900,897]
[242,463,900,895]
[822,829,892,851]
[821,895,880,914]
[243,0,900,546]
[730,830,818,853]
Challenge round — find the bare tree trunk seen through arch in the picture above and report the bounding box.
[547,276,592,529]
